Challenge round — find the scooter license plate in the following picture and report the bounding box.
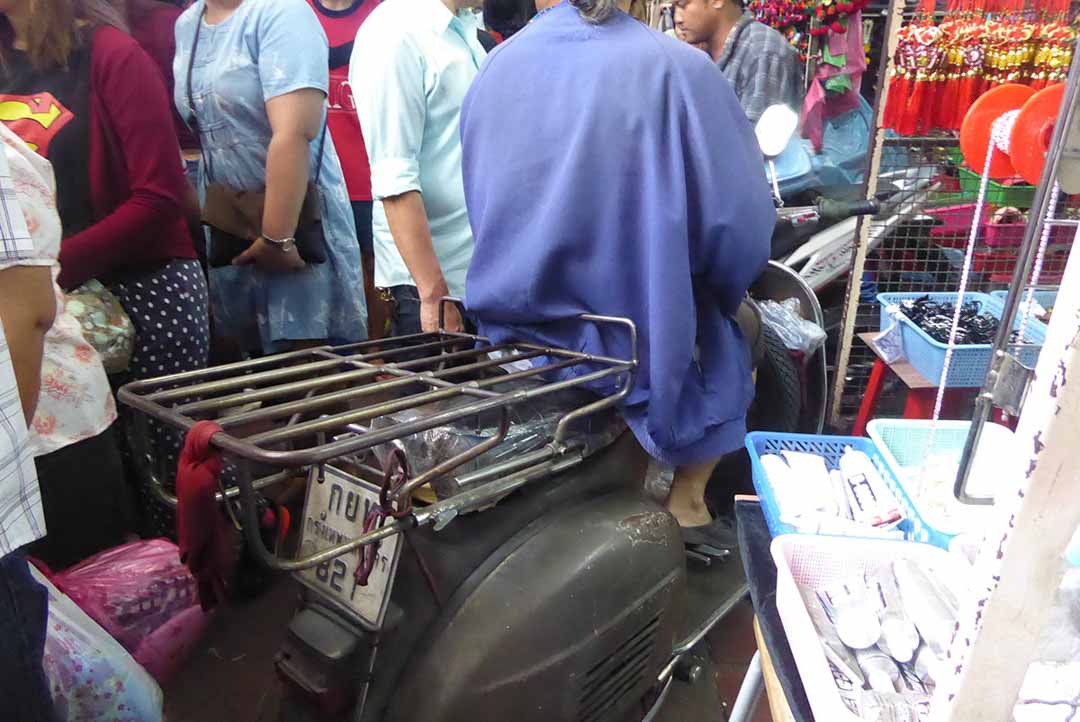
[296,465,401,630]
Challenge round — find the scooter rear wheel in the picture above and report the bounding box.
[748,325,801,434]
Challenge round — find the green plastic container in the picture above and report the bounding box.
[957,167,1035,208]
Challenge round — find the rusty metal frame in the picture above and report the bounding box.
[119,311,638,571]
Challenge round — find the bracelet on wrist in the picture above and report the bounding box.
[262,234,297,254]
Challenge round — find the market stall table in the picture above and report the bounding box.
[734,497,813,722]
[851,332,976,435]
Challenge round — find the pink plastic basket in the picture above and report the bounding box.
[771,535,971,722]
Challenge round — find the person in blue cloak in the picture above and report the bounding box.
[460,0,775,545]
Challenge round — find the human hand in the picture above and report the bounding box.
[233,237,305,273]
[420,296,464,334]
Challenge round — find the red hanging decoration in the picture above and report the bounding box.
[892,0,944,136]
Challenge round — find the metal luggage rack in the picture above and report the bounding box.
[118,308,638,571]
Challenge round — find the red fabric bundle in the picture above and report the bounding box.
[176,420,236,611]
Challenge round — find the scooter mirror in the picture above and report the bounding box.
[755,104,800,158]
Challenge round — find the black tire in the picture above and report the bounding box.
[748,324,802,433]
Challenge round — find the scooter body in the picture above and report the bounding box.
[277,432,686,722]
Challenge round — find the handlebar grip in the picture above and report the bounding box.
[817,198,880,221]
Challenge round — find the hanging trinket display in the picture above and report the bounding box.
[934,0,988,130]
[1030,0,1074,90]
[748,0,813,59]
[882,0,943,136]
[882,0,1075,136]
[749,0,870,62]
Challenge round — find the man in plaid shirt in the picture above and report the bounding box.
[0,143,60,720]
[674,0,803,124]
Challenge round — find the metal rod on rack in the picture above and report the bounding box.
[954,39,1080,505]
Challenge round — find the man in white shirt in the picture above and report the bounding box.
[350,0,486,335]
[0,146,59,720]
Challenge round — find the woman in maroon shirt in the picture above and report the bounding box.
[0,0,210,537]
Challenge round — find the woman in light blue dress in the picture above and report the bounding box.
[174,0,367,354]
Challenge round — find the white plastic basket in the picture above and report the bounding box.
[771,535,971,722]
[867,419,1017,537]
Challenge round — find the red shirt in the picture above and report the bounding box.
[0,26,194,289]
[308,0,377,202]
[127,0,199,151]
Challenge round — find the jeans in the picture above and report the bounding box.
[0,554,56,721]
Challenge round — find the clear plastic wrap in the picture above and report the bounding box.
[370,379,624,500]
[32,566,164,722]
[51,539,211,683]
[760,298,827,355]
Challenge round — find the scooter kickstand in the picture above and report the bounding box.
[685,543,731,564]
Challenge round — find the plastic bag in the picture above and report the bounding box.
[51,539,211,683]
[759,298,827,355]
[32,566,164,722]
[371,378,623,500]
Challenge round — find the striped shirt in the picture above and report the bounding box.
[716,12,803,124]
[0,147,46,557]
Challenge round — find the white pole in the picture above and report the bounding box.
[932,224,1080,722]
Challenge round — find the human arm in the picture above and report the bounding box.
[350,32,463,332]
[232,88,324,272]
[57,29,190,290]
[683,58,774,314]
[0,266,55,421]
[382,193,463,332]
[231,1,336,272]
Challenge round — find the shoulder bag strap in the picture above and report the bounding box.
[185,7,214,182]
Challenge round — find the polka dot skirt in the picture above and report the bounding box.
[109,259,211,537]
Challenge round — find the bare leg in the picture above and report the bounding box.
[666,458,719,527]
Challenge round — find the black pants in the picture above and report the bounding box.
[0,554,56,721]
[27,425,132,570]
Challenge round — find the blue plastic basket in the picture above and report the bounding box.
[744,432,950,548]
[989,288,1059,311]
[866,419,1016,539]
[877,291,1048,388]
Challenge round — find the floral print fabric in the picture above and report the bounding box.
[0,125,116,457]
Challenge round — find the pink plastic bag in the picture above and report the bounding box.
[50,539,211,684]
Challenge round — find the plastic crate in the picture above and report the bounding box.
[771,535,970,722]
[958,167,1035,208]
[926,204,1072,248]
[744,432,950,548]
[990,288,1059,311]
[866,419,1016,537]
[877,291,1048,387]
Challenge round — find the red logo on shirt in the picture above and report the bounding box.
[0,92,74,156]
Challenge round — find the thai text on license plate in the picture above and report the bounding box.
[296,466,401,630]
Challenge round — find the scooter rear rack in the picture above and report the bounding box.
[119,311,638,572]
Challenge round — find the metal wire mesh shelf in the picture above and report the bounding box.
[835,134,1077,424]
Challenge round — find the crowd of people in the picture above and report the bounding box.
[0,0,801,716]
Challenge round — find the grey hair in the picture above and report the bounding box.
[569,0,619,23]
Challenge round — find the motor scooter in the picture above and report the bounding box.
[118,115,836,722]
[120,289,826,722]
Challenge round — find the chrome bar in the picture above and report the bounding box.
[244,357,601,446]
[145,336,468,404]
[215,348,547,430]
[178,343,531,418]
[236,449,584,572]
[395,407,511,499]
[955,40,1080,505]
